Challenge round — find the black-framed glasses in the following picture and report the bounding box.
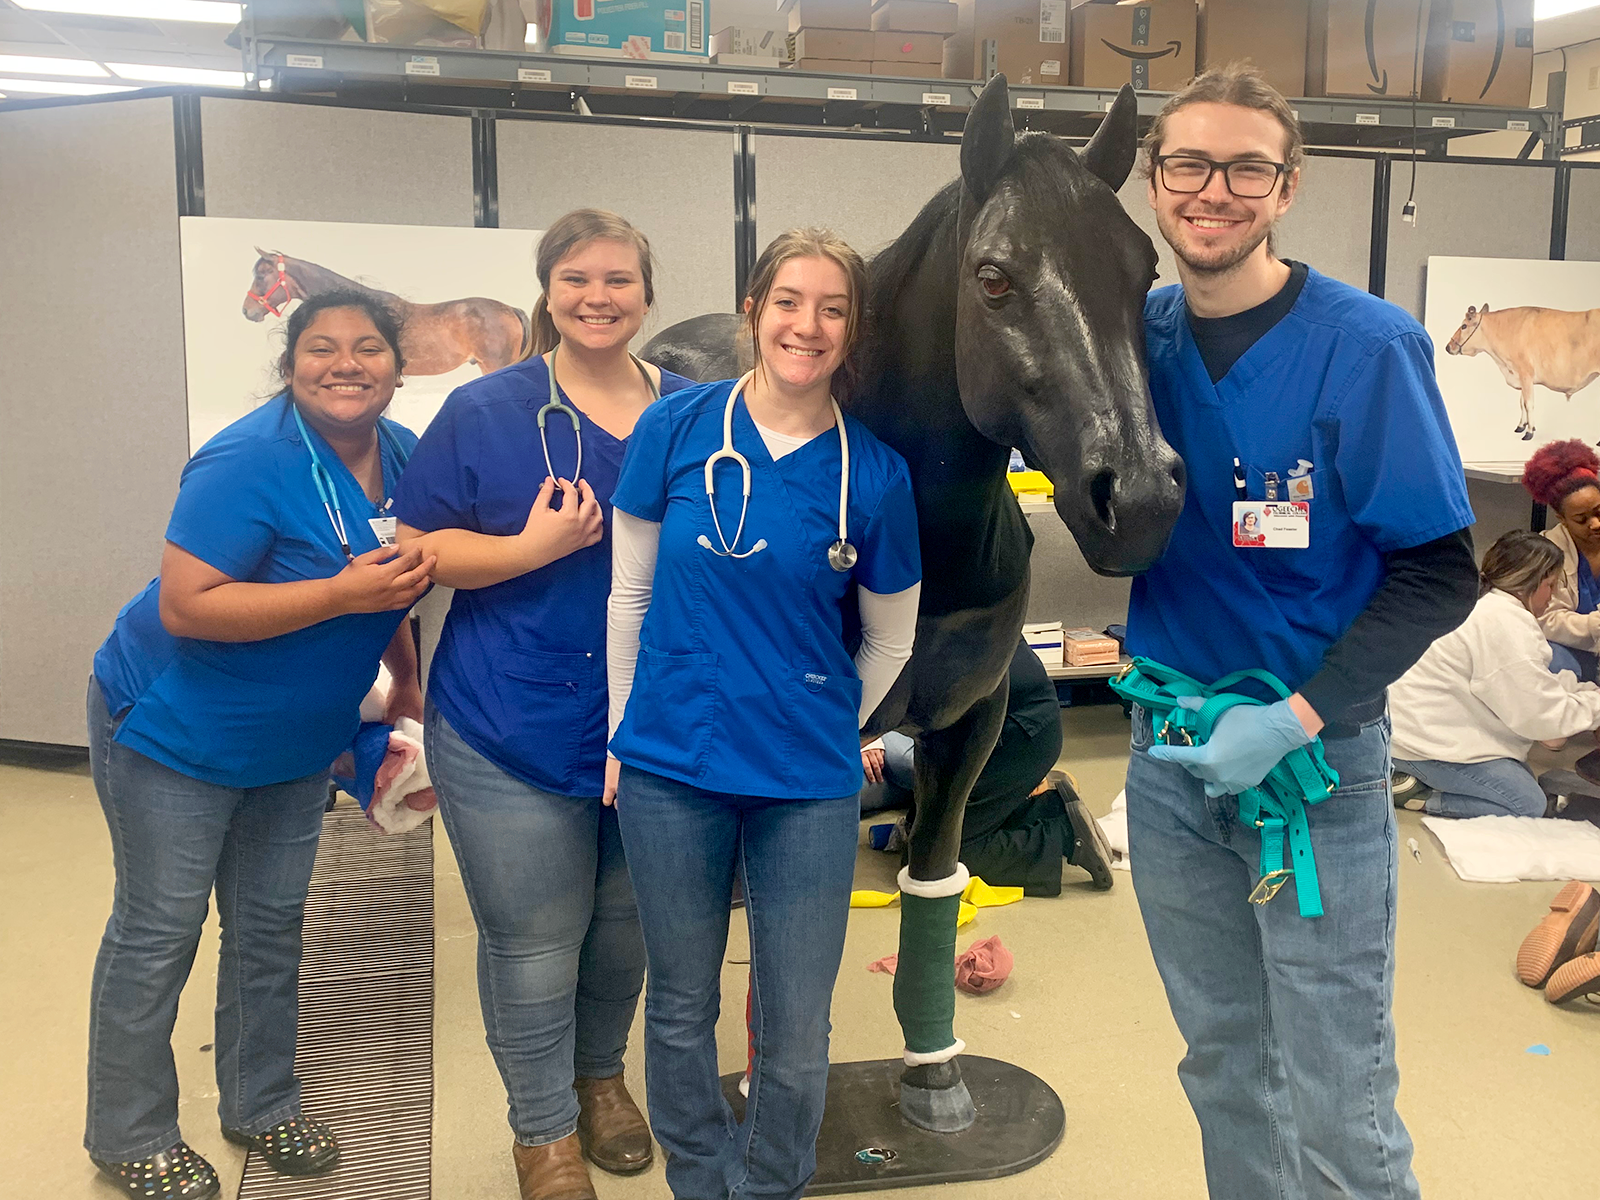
[1155,155,1288,199]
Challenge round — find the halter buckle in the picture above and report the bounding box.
[1159,720,1194,747]
[1248,869,1293,906]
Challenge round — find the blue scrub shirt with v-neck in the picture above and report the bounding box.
[92,395,418,788]
[608,379,921,800]
[392,356,695,798]
[1128,267,1474,693]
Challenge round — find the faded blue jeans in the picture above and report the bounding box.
[85,679,329,1161]
[1126,707,1420,1200]
[427,702,645,1146]
[1392,755,1546,819]
[615,764,860,1200]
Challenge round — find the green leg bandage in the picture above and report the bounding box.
[893,890,962,1057]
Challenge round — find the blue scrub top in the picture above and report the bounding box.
[93,395,418,789]
[608,379,921,800]
[392,357,696,797]
[1128,268,1474,693]
[1579,555,1600,616]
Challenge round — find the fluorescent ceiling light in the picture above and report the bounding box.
[107,62,246,85]
[0,76,137,94]
[12,0,242,24]
[1536,1,1600,19]
[0,54,108,75]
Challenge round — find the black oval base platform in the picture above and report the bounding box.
[719,1056,1065,1194]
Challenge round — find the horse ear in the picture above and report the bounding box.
[1081,84,1139,192]
[961,73,1016,206]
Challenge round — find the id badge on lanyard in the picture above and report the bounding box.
[1233,501,1310,548]
[368,500,398,548]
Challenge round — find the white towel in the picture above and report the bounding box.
[1098,790,1131,872]
[1421,814,1600,884]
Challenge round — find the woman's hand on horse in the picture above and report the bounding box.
[331,544,435,614]
[519,477,604,568]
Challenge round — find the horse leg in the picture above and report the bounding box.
[1522,378,1536,441]
[893,678,1008,1133]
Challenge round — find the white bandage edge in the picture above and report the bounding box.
[903,1039,966,1067]
[896,863,970,899]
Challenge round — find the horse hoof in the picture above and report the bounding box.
[1524,430,1535,441]
[899,1060,977,1132]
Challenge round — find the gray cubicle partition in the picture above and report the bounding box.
[1565,166,1600,261]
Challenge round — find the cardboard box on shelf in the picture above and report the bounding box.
[1422,0,1535,106]
[1063,627,1121,666]
[871,58,941,74]
[872,0,959,34]
[787,0,872,32]
[1024,622,1066,669]
[788,56,872,71]
[1307,0,1425,99]
[1198,0,1308,98]
[1071,0,1197,91]
[716,51,790,65]
[874,30,946,61]
[791,27,876,59]
[712,24,788,58]
[542,0,710,61]
[944,0,1070,86]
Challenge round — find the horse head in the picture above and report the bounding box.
[1445,303,1486,356]
[951,77,1184,575]
[242,248,298,321]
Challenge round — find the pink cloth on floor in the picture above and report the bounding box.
[867,953,899,976]
[954,935,1013,994]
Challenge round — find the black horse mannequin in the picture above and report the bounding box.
[644,75,1184,1132]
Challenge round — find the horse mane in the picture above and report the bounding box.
[865,178,960,325]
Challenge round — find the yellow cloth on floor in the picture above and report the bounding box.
[849,875,1023,928]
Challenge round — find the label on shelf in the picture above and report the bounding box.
[827,86,858,100]
[922,91,951,106]
[1507,119,1531,131]
[625,74,658,89]
[1431,115,1456,128]
[1017,96,1044,110]
[517,67,553,83]
[728,80,759,95]
[1355,112,1380,126]
[404,57,440,76]
[285,54,323,69]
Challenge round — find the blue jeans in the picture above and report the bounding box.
[1548,641,1598,682]
[1392,755,1545,819]
[1126,708,1419,1200]
[85,679,329,1161]
[427,702,645,1146]
[615,765,859,1200]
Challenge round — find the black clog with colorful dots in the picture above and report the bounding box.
[221,1115,340,1176]
[91,1141,220,1199]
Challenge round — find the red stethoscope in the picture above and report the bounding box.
[246,255,295,317]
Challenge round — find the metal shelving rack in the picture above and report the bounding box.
[243,36,1559,152]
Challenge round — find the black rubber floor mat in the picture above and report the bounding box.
[720,1056,1063,1194]
[237,805,434,1200]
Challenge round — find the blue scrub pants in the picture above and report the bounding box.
[1125,708,1421,1200]
[1548,641,1599,682]
[1392,755,1546,819]
[426,702,645,1147]
[616,764,859,1200]
[84,679,329,1161]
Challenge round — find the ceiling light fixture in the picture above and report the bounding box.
[107,62,246,85]
[0,54,109,76]
[11,0,243,24]
[0,76,139,94]
[1535,0,1600,19]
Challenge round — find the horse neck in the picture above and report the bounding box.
[287,257,400,305]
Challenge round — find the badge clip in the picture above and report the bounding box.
[1248,869,1293,905]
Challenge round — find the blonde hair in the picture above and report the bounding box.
[1142,63,1305,180]
[743,228,869,400]
[523,209,656,360]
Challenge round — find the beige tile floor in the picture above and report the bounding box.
[5,705,1599,1199]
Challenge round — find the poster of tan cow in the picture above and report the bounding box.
[180,217,544,453]
[1426,255,1600,466]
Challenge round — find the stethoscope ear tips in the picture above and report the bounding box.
[697,535,714,551]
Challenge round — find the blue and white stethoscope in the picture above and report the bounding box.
[538,345,660,486]
[697,371,858,573]
[292,402,411,562]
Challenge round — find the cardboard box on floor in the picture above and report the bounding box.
[1307,0,1426,98]
[787,0,872,31]
[872,0,959,35]
[1071,0,1198,92]
[1198,0,1308,98]
[944,0,1072,87]
[1422,0,1535,106]
[791,27,875,59]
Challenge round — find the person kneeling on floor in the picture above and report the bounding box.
[1390,530,1600,818]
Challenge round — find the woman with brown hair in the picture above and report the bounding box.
[604,229,920,1200]
[394,210,694,1200]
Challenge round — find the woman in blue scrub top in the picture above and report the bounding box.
[607,228,921,1200]
[394,210,692,1200]
[85,290,434,1200]
[1523,439,1600,681]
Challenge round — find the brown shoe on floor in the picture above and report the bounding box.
[1546,951,1600,1004]
[1515,881,1600,987]
[511,1133,597,1200]
[574,1073,654,1174]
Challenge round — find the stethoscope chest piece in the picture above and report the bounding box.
[828,539,857,573]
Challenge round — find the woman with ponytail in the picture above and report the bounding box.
[1522,439,1600,680]
[393,210,695,1200]
[1388,530,1600,818]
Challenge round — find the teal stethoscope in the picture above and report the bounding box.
[697,370,858,573]
[291,402,411,562]
[538,345,660,485]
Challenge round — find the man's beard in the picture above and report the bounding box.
[1158,210,1273,277]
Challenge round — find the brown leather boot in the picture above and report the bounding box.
[573,1073,654,1174]
[511,1134,597,1200]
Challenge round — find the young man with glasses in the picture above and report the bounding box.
[1124,66,1478,1198]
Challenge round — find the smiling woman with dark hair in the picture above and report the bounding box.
[83,289,434,1200]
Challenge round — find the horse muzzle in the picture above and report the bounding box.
[1054,445,1186,576]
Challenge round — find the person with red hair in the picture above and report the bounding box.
[1522,439,1600,680]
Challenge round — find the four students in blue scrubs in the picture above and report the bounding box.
[85,291,433,1200]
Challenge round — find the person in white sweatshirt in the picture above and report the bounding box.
[1390,530,1600,818]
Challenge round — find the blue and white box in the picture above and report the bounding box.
[543,0,710,62]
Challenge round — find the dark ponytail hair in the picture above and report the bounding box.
[1478,530,1562,601]
[276,288,406,387]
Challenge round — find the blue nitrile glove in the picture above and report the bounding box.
[1146,698,1312,798]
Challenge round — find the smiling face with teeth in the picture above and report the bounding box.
[745,255,854,398]
[1147,101,1298,279]
[546,237,650,355]
[289,306,401,438]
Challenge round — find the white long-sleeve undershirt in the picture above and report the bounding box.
[606,509,919,745]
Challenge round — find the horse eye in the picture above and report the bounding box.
[977,265,1011,298]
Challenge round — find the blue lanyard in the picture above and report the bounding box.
[291,402,410,562]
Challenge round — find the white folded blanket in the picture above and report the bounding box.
[1421,814,1600,884]
[1098,790,1131,872]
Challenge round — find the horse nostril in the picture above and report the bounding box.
[1090,470,1117,533]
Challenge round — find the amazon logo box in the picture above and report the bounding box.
[943,0,1074,86]
[1421,0,1535,107]
[1308,0,1428,98]
[1198,0,1309,99]
[1070,1,1198,92]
